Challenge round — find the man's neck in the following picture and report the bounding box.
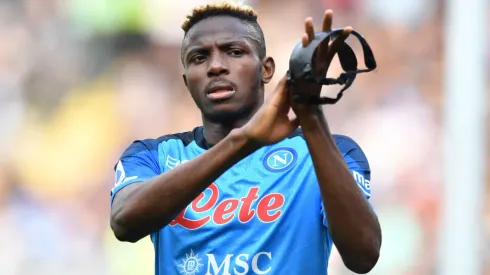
[202,116,250,147]
[202,103,262,146]
[202,92,264,146]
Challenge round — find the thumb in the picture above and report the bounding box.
[329,26,352,51]
[268,73,289,107]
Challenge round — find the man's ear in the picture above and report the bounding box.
[261,56,275,84]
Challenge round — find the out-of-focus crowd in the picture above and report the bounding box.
[0,0,488,274]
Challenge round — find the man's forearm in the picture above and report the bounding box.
[296,106,381,273]
[110,129,258,242]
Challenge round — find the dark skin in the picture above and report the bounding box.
[181,16,275,143]
[110,10,381,274]
[294,13,382,273]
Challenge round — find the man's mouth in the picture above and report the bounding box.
[206,83,236,101]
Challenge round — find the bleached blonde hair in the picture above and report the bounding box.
[181,1,258,33]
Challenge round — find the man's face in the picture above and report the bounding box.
[182,16,272,122]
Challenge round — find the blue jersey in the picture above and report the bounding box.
[110,126,372,275]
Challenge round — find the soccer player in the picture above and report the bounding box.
[110,2,381,275]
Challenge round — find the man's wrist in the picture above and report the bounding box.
[294,104,323,117]
[228,128,262,155]
[293,104,324,127]
[294,104,330,133]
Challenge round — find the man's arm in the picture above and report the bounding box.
[296,106,381,274]
[110,75,299,243]
[110,130,257,243]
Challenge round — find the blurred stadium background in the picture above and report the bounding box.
[0,0,488,274]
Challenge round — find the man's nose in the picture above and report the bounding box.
[207,53,229,77]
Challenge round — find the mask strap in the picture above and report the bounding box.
[287,29,377,105]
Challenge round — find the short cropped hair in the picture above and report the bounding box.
[181,2,266,60]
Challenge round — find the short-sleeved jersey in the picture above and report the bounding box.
[110,126,372,275]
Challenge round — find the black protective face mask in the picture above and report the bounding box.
[287,28,377,105]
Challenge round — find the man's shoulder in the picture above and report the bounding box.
[289,128,362,148]
[121,127,201,156]
[332,134,363,150]
[151,127,199,147]
[285,128,369,169]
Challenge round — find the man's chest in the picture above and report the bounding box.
[162,145,322,232]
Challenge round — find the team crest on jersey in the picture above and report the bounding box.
[263,148,297,172]
[177,249,204,275]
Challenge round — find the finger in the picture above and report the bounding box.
[317,27,352,71]
[275,73,288,91]
[305,17,315,43]
[301,33,309,47]
[269,74,289,106]
[322,10,333,32]
[341,26,353,37]
[328,26,352,52]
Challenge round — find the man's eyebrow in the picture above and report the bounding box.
[184,46,206,56]
[183,39,251,59]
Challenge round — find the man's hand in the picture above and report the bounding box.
[240,10,352,146]
[240,74,299,146]
[285,11,381,273]
[293,10,352,111]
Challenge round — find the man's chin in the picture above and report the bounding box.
[203,104,252,124]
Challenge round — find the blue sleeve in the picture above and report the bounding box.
[110,140,161,206]
[321,135,372,227]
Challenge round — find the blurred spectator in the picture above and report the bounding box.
[0,1,487,275]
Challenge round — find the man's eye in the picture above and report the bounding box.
[228,49,244,57]
[190,55,207,63]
